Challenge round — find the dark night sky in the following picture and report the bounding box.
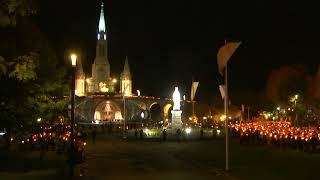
[34,0,320,105]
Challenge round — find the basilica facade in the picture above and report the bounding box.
[75,3,132,97]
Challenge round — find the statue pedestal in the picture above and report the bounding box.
[171,110,182,130]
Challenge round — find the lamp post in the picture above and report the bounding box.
[69,53,77,176]
[277,106,280,121]
[122,84,129,139]
[294,94,298,126]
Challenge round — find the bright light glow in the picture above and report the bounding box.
[98,2,106,33]
[137,90,141,96]
[183,95,186,100]
[101,87,109,92]
[277,106,280,111]
[86,78,90,83]
[185,128,192,134]
[203,116,207,120]
[115,111,123,120]
[228,116,232,119]
[140,111,145,119]
[112,78,117,83]
[220,115,226,121]
[295,94,299,99]
[172,87,181,110]
[0,132,5,136]
[83,142,87,146]
[217,129,221,135]
[37,118,41,122]
[144,128,150,136]
[94,111,101,120]
[70,54,77,67]
[189,117,192,121]
[99,82,109,92]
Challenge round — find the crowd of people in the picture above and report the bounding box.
[8,123,87,163]
[230,121,320,152]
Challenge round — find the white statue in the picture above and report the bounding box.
[172,87,181,110]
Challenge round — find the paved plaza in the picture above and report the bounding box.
[74,130,320,180]
[82,134,233,180]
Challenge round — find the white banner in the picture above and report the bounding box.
[191,81,199,101]
[219,85,225,99]
[217,42,241,75]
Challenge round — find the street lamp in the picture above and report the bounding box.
[294,94,298,126]
[69,53,77,176]
[71,54,77,67]
[277,106,280,121]
[123,84,129,139]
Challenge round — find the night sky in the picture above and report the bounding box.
[34,0,320,105]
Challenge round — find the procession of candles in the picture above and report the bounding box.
[230,120,320,151]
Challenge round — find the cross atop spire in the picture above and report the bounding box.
[98,2,106,33]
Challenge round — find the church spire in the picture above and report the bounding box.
[120,56,132,96]
[121,56,131,79]
[98,2,106,40]
[76,56,84,77]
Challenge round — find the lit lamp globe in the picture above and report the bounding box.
[70,54,77,67]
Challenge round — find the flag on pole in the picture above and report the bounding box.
[219,85,225,99]
[217,42,241,75]
[191,81,199,101]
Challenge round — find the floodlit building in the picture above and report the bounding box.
[75,2,132,96]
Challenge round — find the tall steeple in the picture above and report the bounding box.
[120,56,132,96]
[76,56,84,78]
[75,56,85,96]
[121,56,131,79]
[98,2,106,40]
[90,1,110,92]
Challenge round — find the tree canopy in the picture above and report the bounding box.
[0,1,69,131]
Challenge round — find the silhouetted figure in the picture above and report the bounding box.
[212,128,216,139]
[139,129,143,139]
[91,127,96,144]
[108,122,112,134]
[39,137,46,159]
[162,129,167,141]
[200,129,204,139]
[135,129,138,139]
[176,129,181,142]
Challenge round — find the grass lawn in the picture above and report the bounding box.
[0,149,68,180]
[1,131,319,179]
[0,170,62,180]
[173,138,320,180]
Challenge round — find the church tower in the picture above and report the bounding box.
[75,55,85,96]
[120,56,132,96]
[89,2,111,92]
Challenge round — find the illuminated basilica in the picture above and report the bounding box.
[75,3,132,97]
